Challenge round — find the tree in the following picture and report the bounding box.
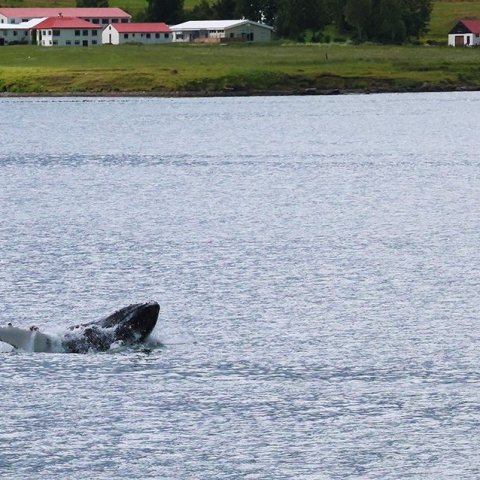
[235,0,266,23]
[374,0,406,43]
[402,0,432,39]
[275,0,328,40]
[76,0,108,7]
[343,0,371,41]
[212,0,237,19]
[188,0,214,20]
[146,0,184,24]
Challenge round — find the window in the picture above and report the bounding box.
[53,30,60,36]
[121,19,128,23]
[75,30,80,36]
[155,33,159,39]
[82,30,88,36]
[75,40,80,45]
[49,40,52,45]
[112,19,118,23]
[43,30,47,35]
[13,31,17,36]
[102,19,108,24]
[48,30,51,35]
[124,33,129,39]
[92,30,97,36]
[92,40,97,45]
[53,40,57,45]
[92,19,99,24]
[22,18,28,22]
[132,33,135,38]
[66,40,71,45]
[164,33,169,38]
[146,33,151,38]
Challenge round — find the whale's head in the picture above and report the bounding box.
[107,301,160,343]
[63,302,160,353]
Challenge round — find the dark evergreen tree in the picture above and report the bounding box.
[403,0,432,39]
[375,0,406,43]
[189,0,214,19]
[212,0,237,19]
[146,0,184,23]
[76,0,108,7]
[234,0,265,22]
[275,0,328,40]
[343,0,371,40]
[325,0,348,32]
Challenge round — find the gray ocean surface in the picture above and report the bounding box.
[1,93,479,479]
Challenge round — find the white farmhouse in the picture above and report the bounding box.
[448,18,480,47]
[0,18,45,45]
[171,19,273,43]
[34,16,103,46]
[103,22,172,45]
[0,8,131,26]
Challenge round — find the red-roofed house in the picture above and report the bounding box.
[34,16,104,46]
[448,19,480,46]
[0,8,131,26]
[102,22,172,44]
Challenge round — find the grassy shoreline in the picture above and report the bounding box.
[1,43,480,96]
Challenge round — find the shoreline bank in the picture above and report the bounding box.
[1,84,478,98]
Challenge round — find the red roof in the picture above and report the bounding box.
[0,8,131,19]
[35,16,104,29]
[458,19,480,34]
[112,22,171,33]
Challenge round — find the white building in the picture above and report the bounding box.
[0,8,131,26]
[171,20,273,43]
[448,18,480,47]
[34,16,103,47]
[103,22,172,45]
[0,18,45,45]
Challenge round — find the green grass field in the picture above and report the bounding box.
[1,42,480,94]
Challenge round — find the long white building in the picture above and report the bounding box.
[171,20,273,43]
[103,22,172,45]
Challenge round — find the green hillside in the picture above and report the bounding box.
[427,0,480,41]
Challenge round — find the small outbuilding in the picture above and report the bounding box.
[171,19,273,43]
[448,18,480,47]
[102,22,172,44]
[34,16,104,46]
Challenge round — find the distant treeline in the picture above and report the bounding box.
[78,0,433,42]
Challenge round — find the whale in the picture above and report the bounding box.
[0,302,160,353]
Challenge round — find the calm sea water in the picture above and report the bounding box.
[1,93,480,479]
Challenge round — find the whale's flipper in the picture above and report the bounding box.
[0,326,60,353]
